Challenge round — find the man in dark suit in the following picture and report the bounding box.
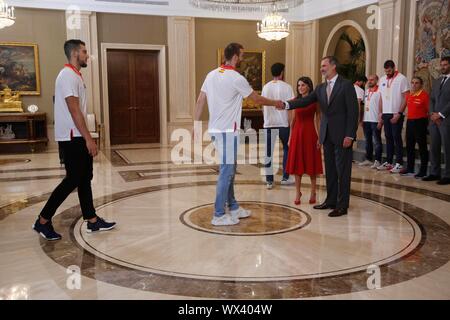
[423,56,450,185]
[278,56,359,217]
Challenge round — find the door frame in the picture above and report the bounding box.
[101,43,168,147]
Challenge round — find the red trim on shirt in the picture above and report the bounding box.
[64,64,83,79]
[406,90,429,120]
[220,64,236,70]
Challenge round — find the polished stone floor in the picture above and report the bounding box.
[0,144,449,299]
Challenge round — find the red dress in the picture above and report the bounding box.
[286,103,323,176]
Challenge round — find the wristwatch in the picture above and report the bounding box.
[398,112,404,116]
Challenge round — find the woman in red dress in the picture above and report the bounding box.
[286,77,323,205]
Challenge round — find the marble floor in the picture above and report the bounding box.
[0,144,450,300]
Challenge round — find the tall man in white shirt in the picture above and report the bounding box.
[377,60,410,173]
[358,75,382,169]
[33,40,116,241]
[194,43,284,226]
[261,63,295,189]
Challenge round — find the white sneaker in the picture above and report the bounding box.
[390,163,403,173]
[370,160,381,169]
[281,177,295,185]
[266,182,273,190]
[358,160,372,166]
[230,207,252,220]
[377,162,393,171]
[211,213,240,226]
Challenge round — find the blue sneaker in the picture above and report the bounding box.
[87,217,116,233]
[32,218,62,241]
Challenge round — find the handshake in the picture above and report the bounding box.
[274,100,286,110]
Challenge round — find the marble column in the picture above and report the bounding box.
[376,0,406,75]
[285,20,320,87]
[65,10,102,145]
[167,16,196,141]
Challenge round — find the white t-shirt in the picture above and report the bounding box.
[54,67,87,141]
[354,85,365,102]
[363,88,382,123]
[261,80,294,128]
[201,66,253,133]
[379,72,410,114]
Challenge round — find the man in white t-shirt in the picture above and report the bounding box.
[377,60,410,173]
[194,43,284,226]
[261,63,295,189]
[358,75,383,169]
[354,76,366,111]
[33,39,115,241]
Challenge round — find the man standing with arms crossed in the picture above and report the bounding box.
[33,40,116,240]
[194,43,284,226]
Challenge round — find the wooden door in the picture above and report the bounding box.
[107,49,160,145]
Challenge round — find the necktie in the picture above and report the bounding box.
[440,76,448,91]
[326,81,332,102]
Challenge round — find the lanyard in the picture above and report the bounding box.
[367,86,379,102]
[64,64,83,79]
[387,71,399,88]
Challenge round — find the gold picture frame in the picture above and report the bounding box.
[217,49,266,109]
[0,42,41,95]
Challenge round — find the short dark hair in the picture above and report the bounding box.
[271,63,285,77]
[356,75,368,83]
[442,56,450,64]
[384,60,396,69]
[64,39,85,60]
[296,76,314,98]
[412,76,424,85]
[224,43,243,61]
[322,56,339,67]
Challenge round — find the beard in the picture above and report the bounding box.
[80,61,88,68]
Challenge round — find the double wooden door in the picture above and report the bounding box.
[107,49,160,145]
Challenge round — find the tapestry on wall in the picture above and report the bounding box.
[414,0,450,92]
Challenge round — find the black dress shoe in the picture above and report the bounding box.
[313,202,336,210]
[437,178,450,185]
[328,208,348,217]
[422,175,440,182]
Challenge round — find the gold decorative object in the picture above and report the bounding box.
[0,86,23,112]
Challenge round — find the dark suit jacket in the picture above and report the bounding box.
[287,75,359,145]
[430,76,450,125]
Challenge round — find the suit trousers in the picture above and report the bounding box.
[323,133,353,209]
[429,122,450,178]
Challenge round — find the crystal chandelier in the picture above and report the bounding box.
[0,0,15,29]
[257,11,290,41]
[190,0,303,13]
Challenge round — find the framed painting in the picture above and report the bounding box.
[217,49,266,109]
[0,42,41,95]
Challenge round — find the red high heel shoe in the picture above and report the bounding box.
[294,192,302,205]
[309,193,317,204]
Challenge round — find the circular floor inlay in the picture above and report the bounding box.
[180,201,311,236]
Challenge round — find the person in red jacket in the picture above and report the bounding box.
[400,76,429,178]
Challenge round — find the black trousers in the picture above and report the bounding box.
[40,137,97,220]
[323,133,353,209]
[406,118,429,174]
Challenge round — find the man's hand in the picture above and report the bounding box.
[390,113,401,124]
[317,141,322,150]
[86,137,98,157]
[377,120,383,130]
[343,137,353,149]
[275,100,285,110]
[430,112,442,123]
